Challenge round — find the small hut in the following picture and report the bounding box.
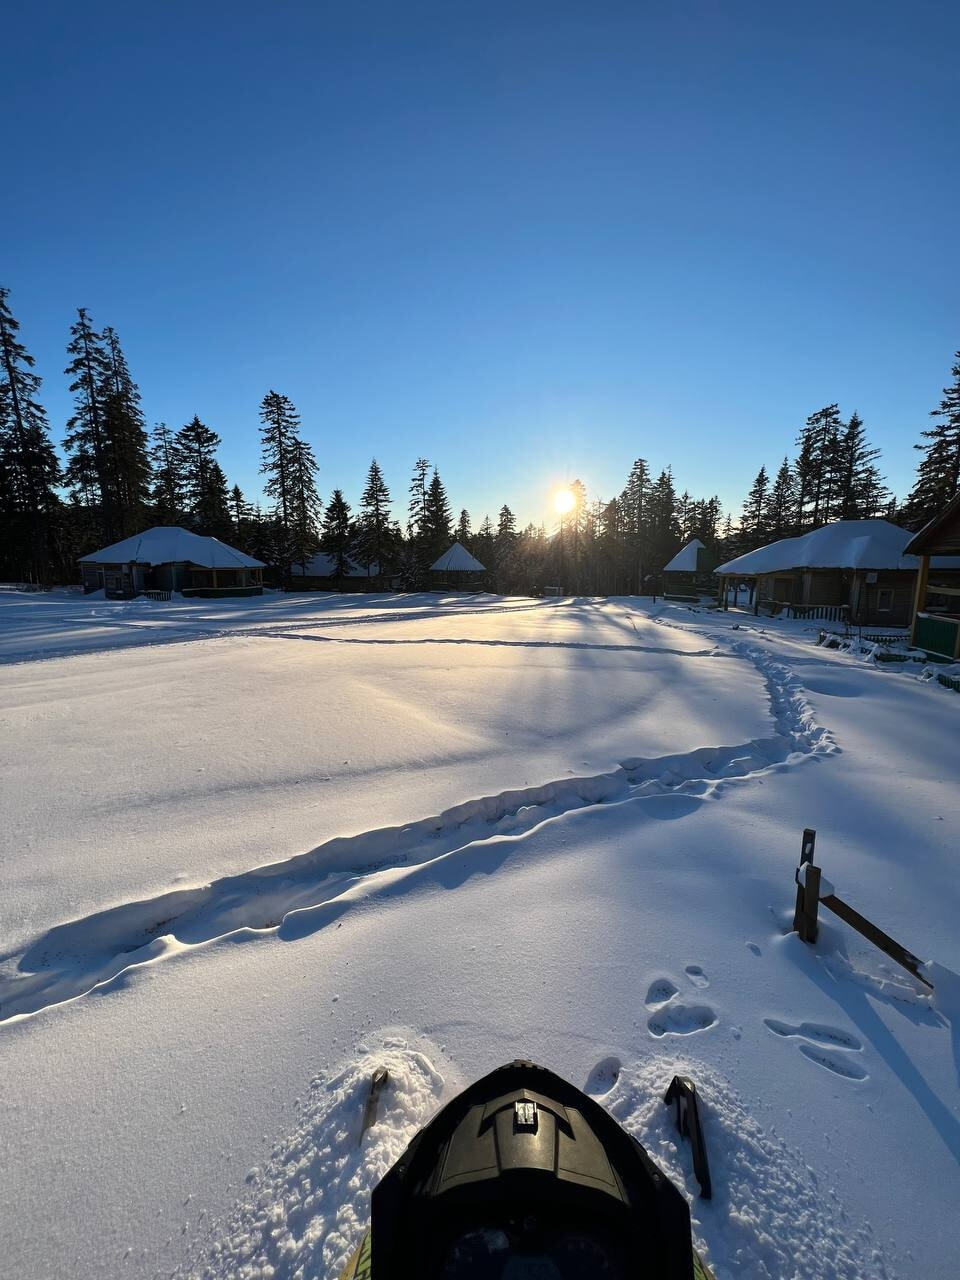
[904,493,960,658]
[428,542,487,589]
[662,538,717,598]
[79,527,264,598]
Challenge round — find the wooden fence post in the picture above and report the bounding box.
[793,828,819,942]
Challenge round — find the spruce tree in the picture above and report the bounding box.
[648,468,679,571]
[0,288,62,581]
[100,326,151,535]
[422,468,452,563]
[258,390,301,553]
[903,353,960,528]
[740,465,770,548]
[229,484,252,531]
[456,508,472,545]
[174,416,226,529]
[621,457,651,592]
[474,514,495,567]
[150,423,181,523]
[321,488,353,588]
[288,437,321,569]
[197,460,233,539]
[795,405,842,527]
[64,307,114,542]
[407,456,431,539]
[358,458,392,574]
[764,458,796,540]
[835,412,888,519]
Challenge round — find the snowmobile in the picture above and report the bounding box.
[339,1058,714,1279]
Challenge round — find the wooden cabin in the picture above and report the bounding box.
[715,520,960,626]
[904,493,960,658]
[79,527,264,598]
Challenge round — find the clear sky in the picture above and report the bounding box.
[5,1,958,529]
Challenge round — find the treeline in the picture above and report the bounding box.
[1,285,959,590]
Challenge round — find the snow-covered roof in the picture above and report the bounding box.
[429,542,487,573]
[79,526,264,569]
[290,553,374,578]
[716,519,960,577]
[664,539,705,573]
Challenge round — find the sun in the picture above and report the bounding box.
[553,487,575,515]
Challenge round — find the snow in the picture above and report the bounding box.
[715,518,960,576]
[78,525,265,569]
[1,591,958,1279]
[664,538,705,573]
[428,541,487,572]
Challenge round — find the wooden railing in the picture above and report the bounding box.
[774,602,850,622]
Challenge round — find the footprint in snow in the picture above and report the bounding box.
[684,964,709,989]
[763,1018,862,1051]
[798,1045,868,1080]
[647,1003,717,1038]
[645,978,679,1008]
[746,942,762,956]
[584,1056,621,1096]
[764,1018,867,1081]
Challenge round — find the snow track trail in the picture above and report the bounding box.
[0,626,835,1024]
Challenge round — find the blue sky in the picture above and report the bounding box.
[5,1,958,529]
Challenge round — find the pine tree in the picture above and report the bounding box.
[321,488,353,588]
[422,468,452,563]
[834,412,888,519]
[456,508,472,545]
[288,437,321,569]
[621,457,651,592]
[474,514,495,567]
[903,353,960,528]
[795,405,842,528]
[407,457,431,540]
[100,326,151,536]
[64,307,114,542]
[150,423,181,523]
[230,484,252,529]
[648,468,679,571]
[764,458,796,540]
[677,490,691,540]
[228,484,257,551]
[258,390,300,548]
[358,458,392,574]
[741,465,770,548]
[688,495,722,549]
[174,416,225,529]
[0,288,62,581]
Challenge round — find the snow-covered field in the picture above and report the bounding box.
[1,590,958,1279]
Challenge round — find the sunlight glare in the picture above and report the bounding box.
[553,487,575,515]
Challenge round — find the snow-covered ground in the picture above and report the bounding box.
[1,591,958,1279]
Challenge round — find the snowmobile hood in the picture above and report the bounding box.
[367,1059,697,1279]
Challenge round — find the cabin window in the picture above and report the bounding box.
[877,588,894,612]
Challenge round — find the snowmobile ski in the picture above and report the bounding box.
[664,1074,712,1199]
[359,1067,389,1145]
[339,1058,716,1278]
